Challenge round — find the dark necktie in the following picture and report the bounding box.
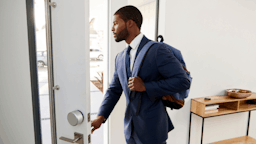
[126,46,132,79]
[126,45,142,116]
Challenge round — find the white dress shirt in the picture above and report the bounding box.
[128,33,144,73]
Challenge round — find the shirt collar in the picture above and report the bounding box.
[129,33,144,50]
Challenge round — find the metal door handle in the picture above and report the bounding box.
[59,132,83,144]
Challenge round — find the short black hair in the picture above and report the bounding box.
[114,5,143,30]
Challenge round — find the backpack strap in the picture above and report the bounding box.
[132,41,157,116]
[132,41,157,77]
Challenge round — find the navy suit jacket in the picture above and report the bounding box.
[98,36,190,144]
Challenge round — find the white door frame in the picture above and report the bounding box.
[27,0,161,144]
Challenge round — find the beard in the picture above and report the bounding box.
[114,26,129,42]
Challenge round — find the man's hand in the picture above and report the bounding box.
[91,115,105,134]
[128,76,146,92]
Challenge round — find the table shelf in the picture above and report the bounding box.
[191,94,256,117]
[204,107,237,117]
[188,94,256,144]
[210,136,256,144]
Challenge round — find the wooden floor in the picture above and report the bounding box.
[210,136,256,144]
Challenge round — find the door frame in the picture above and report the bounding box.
[26,0,160,143]
[26,0,42,144]
[155,0,159,41]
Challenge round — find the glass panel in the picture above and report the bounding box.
[89,0,108,143]
[34,0,51,144]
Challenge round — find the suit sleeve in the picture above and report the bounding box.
[144,44,191,102]
[97,54,123,123]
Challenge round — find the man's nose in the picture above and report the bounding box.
[111,25,114,32]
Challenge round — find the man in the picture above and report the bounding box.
[91,5,191,144]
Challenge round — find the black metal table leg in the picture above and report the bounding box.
[247,110,251,136]
[201,117,205,144]
[188,112,192,144]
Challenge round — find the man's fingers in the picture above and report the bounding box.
[128,83,133,88]
[128,79,134,84]
[91,127,96,134]
[128,77,138,91]
[128,77,134,82]
[128,84,134,90]
[129,77,134,80]
[129,86,135,91]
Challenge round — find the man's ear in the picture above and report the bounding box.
[126,20,134,28]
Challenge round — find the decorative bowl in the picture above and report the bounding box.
[226,89,252,99]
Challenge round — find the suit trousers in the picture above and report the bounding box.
[126,120,167,144]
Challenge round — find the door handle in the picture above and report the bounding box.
[59,132,83,144]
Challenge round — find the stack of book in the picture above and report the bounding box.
[205,104,219,114]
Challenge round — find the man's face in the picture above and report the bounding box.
[112,14,129,42]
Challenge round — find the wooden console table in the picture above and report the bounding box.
[188,94,256,144]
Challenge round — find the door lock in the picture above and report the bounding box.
[67,110,84,126]
[59,132,83,144]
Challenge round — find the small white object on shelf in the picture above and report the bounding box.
[205,109,219,114]
[205,104,219,111]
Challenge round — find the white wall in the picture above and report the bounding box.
[107,0,256,144]
[0,1,35,144]
[159,0,256,144]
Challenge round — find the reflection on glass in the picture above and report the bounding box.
[34,0,52,144]
[37,51,47,67]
